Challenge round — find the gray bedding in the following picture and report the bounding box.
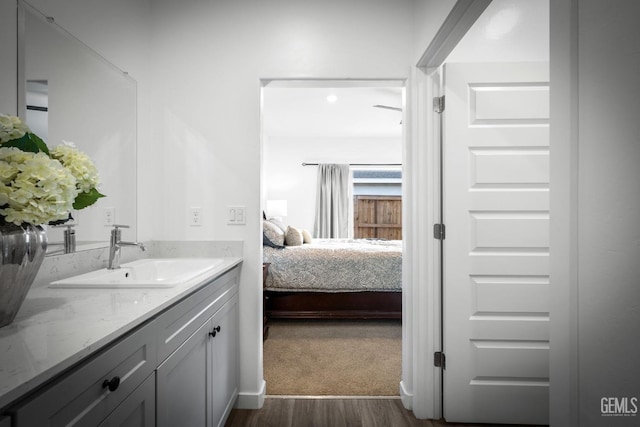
[263,238,402,292]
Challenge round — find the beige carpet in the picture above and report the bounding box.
[263,319,402,396]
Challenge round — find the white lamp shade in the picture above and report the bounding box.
[266,200,288,218]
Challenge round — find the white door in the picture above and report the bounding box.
[443,62,550,425]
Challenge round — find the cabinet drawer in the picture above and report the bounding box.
[98,373,155,427]
[10,321,157,427]
[156,267,239,362]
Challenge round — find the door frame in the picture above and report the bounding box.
[406,0,491,420]
[259,77,407,395]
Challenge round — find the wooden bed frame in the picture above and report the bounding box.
[265,290,402,320]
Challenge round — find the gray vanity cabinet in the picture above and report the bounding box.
[155,266,239,427]
[9,319,157,426]
[8,266,240,427]
[156,293,239,427]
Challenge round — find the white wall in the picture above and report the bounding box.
[412,0,458,64]
[576,4,640,420]
[23,0,152,78]
[550,0,640,425]
[148,0,415,406]
[264,136,401,233]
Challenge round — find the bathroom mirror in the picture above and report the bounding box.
[18,1,137,255]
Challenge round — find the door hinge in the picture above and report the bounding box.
[434,223,446,240]
[433,96,445,113]
[434,351,446,369]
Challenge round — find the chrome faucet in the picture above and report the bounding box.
[49,224,76,254]
[108,224,146,269]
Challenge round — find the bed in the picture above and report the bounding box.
[263,237,402,319]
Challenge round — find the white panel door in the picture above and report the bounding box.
[443,62,550,425]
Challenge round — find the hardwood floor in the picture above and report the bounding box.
[225,398,539,427]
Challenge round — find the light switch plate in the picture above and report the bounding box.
[227,206,246,225]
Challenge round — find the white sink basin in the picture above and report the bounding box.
[50,258,225,288]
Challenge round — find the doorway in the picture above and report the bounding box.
[260,79,405,397]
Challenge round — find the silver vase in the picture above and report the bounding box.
[0,223,47,328]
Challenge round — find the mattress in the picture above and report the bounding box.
[263,238,402,292]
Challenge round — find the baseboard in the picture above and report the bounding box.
[235,380,266,409]
[399,380,413,410]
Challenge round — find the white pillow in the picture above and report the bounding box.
[301,229,313,243]
[263,220,285,246]
[268,217,287,234]
[285,226,303,246]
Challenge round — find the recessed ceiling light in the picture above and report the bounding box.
[326,94,338,103]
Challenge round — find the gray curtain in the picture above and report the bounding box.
[313,164,350,238]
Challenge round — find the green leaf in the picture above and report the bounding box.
[73,188,106,210]
[2,132,50,154]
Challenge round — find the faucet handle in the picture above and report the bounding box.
[110,224,128,242]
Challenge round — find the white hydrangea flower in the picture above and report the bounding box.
[50,141,100,193]
[0,114,30,144]
[0,147,79,225]
[0,117,104,225]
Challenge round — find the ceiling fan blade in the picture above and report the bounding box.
[372,104,402,112]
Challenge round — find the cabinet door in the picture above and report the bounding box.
[210,295,239,427]
[156,295,239,427]
[99,374,155,427]
[156,318,212,427]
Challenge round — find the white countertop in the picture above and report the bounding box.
[0,257,242,410]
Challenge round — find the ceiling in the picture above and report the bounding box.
[262,84,404,139]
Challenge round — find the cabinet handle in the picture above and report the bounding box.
[102,376,121,392]
[209,326,221,338]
